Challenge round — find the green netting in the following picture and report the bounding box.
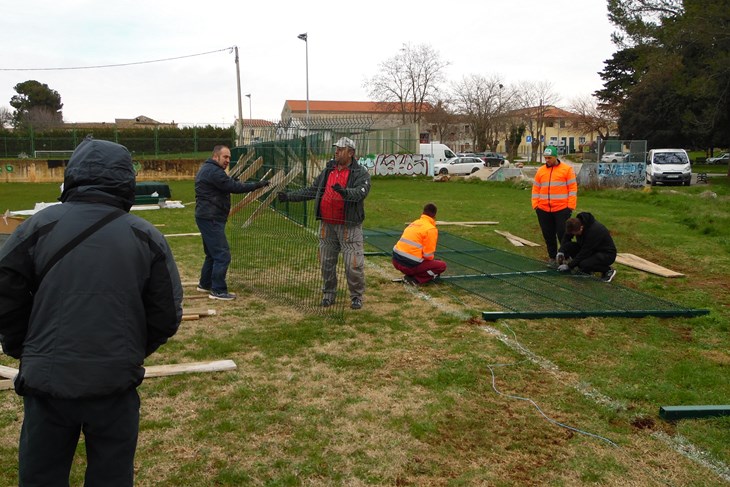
[363,229,709,321]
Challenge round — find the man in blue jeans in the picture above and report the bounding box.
[195,145,269,300]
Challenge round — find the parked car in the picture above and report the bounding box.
[645,148,691,186]
[474,152,506,167]
[706,152,730,164]
[623,152,647,163]
[434,156,485,176]
[600,152,628,163]
[456,152,476,157]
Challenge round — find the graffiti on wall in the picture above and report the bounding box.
[358,154,431,176]
[598,162,646,187]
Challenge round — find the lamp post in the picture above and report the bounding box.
[245,93,252,143]
[297,33,310,139]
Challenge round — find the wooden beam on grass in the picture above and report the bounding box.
[494,230,541,247]
[615,253,684,278]
[436,221,499,226]
[182,308,217,317]
[660,405,730,421]
[0,360,237,384]
[0,364,18,380]
[1,380,12,391]
[164,232,202,238]
[144,359,237,378]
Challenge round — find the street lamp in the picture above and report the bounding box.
[297,32,310,139]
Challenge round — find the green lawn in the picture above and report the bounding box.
[1,176,729,485]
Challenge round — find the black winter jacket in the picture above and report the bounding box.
[285,158,371,225]
[559,212,617,269]
[0,138,183,399]
[195,159,261,221]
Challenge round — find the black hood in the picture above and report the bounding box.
[60,137,136,210]
[577,212,596,228]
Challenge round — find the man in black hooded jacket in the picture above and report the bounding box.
[0,136,183,486]
[556,212,618,282]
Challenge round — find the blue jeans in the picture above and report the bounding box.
[196,217,231,293]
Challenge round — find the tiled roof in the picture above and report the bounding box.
[285,100,431,114]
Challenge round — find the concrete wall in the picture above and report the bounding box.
[1,159,202,183]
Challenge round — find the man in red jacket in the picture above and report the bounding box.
[392,203,447,284]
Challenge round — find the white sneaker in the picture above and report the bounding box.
[602,269,617,283]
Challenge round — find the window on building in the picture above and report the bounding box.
[547,122,554,128]
[559,121,566,128]
[579,137,586,144]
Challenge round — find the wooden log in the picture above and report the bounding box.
[615,253,684,278]
[181,314,200,321]
[164,232,202,238]
[0,380,12,391]
[143,359,237,378]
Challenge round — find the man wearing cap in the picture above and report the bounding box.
[531,145,578,267]
[278,137,371,309]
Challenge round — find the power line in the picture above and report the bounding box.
[0,47,235,72]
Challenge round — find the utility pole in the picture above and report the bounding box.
[234,46,244,147]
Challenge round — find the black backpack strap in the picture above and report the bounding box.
[37,208,126,284]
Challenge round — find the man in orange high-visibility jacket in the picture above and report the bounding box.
[392,203,447,284]
[532,145,578,267]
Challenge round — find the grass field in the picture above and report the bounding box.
[1,175,729,485]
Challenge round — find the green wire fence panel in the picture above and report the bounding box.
[363,229,709,321]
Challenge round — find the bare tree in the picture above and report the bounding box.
[423,99,456,144]
[568,95,618,141]
[0,107,12,129]
[514,81,559,162]
[451,75,512,151]
[364,43,449,124]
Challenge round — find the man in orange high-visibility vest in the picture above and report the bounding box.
[392,203,447,284]
[532,145,578,267]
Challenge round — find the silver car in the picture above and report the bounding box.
[434,156,485,175]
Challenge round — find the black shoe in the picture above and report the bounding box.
[209,291,236,301]
[602,268,617,282]
[350,297,363,310]
[403,275,417,286]
[321,298,334,307]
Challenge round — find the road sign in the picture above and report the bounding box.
[526,135,532,143]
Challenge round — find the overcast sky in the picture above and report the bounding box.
[1,0,617,126]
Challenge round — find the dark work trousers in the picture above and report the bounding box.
[196,217,231,293]
[392,257,447,284]
[536,207,572,259]
[561,241,616,274]
[19,388,140,487]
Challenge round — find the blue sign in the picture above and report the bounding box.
[526,135,532,143]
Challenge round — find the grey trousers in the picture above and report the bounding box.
[318,222,365,301]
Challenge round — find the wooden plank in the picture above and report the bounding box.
[0,364,18,380]
[164,232,202,238]
[182,308,217,316]
[143,360,237,378]
[1,360,238,383]
[494,230,541,247]
[229,168,283,217]
[181,281,199,287]
[242,162,303,227]
[615,253,684,277]
[228,152,258,180]
[181,314,200,321]
[0,379,13,391]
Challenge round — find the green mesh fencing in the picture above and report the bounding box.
[363,229,709,321]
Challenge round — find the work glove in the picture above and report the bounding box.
[256,180,270,189]
[277,192,288,202]
[556,252,565,265]
[557,264,570,272]
[331,183,345,194]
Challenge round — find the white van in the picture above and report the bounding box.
[645,148,691,186]
[419,143,457,165]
